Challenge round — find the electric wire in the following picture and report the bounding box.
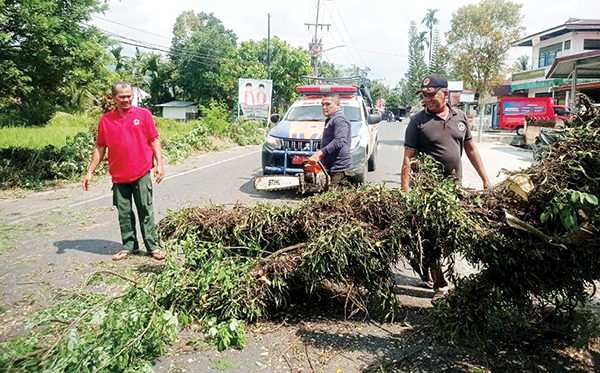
[92,15,172,40]
[330,0,377,79]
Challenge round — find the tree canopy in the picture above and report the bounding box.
[446,0,524,96]
[236,37,312,110]
[0,0,112,125]
[170,11,238,107]
[422,8,440,66]
[403,20,428,107]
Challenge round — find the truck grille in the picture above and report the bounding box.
[282,140,321,152]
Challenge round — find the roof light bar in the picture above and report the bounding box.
[296,85,358,94]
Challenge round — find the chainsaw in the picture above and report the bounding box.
[254,160,330,193]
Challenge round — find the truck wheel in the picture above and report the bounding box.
[368,141,378,172]
[353,157,368,184]
[516,126,525,136]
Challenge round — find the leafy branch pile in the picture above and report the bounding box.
[0,132,100,189]
[0,286,178,372]
[429,93,600,345]
[154,95,600,349]
[155,185,409,331]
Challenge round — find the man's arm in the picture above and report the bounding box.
[82,145,106,191]
[401,147,417,194]
[151,138,164,184]
[464,140,492,189]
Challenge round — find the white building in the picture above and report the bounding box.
[511,18,600,105]
[156,101,198,120]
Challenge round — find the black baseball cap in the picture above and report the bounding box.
[420,74,448,94]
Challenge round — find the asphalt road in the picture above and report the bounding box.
[0,119,534,305]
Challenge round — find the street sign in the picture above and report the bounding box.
[309,42,323,57]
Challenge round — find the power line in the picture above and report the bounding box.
[347,47,408,58]
[85,24,230,67]
[321,2,360,68]
[89,24,234,62]
[330,0,377,80]
[92,15,172,40]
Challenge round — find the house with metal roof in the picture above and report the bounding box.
[156,101,198,120]
[511,18,600,106]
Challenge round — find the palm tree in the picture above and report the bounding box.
[110,46,126,73]
[422,8,440,66]
[416,31,429,57]
[516,55,530,71]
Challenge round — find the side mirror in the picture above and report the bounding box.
[368,113,381,124]
[270,113,281,124]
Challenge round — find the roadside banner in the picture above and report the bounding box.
[238,78,272,120]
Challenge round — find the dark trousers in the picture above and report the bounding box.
[410,260,448,290]
[112,172,158,252]
[330,171,350,184]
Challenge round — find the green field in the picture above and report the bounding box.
[0,112,196,148]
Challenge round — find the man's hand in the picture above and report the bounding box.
[82,173,93,191]
[483,179,492,189]
[82,145,106,191]
[308,150,323,163]
[154,164,164,184]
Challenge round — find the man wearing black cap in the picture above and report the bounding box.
[401,74,492,301]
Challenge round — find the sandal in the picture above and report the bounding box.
[113,250,130,261]
[151,249,167,260]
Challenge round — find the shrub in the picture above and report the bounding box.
[200,102,231,135]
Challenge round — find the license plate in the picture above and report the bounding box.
[291,155,309,165]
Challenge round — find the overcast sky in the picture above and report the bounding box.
[91,0,600,88]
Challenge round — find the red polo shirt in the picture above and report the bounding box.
[96,106,159,183]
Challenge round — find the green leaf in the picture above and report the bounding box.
[571,191,581,204]
[584,193,598,205]
[90,309,106,325]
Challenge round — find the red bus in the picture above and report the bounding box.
[499,97,570,135]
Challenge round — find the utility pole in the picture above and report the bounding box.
[267,13,271,80]
[304,0,330,79]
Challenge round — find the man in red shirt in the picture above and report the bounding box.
[82,82,167,261]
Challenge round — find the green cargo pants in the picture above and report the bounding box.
[112,172,158,252]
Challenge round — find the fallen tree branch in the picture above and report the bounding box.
[92,309,157,373]
[304,343,315,373]
[84,270,138,286]
[279,335,302,361]
[505,211,566,248]
[259,243,306,264]
[43,295,123,360]
[11,347,50,365]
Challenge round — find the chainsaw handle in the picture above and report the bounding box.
[317,161,330,179]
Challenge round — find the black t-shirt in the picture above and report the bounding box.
[404,106,472,180]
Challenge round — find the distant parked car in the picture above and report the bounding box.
[384,110,395,122]
[388,107,407,121]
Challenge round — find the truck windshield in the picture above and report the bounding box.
[285,105,361,121]
[553,107,570,117]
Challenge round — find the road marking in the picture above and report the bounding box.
[161,149,261,182]
[8,149,262,225]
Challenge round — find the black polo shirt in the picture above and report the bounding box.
[404,106,472,181]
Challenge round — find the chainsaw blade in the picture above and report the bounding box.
[254,175,301,191]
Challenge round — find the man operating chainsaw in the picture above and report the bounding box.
[308,93,353,183]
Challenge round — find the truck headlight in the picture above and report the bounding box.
[351,136,360,150]
[266,135,282,149]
